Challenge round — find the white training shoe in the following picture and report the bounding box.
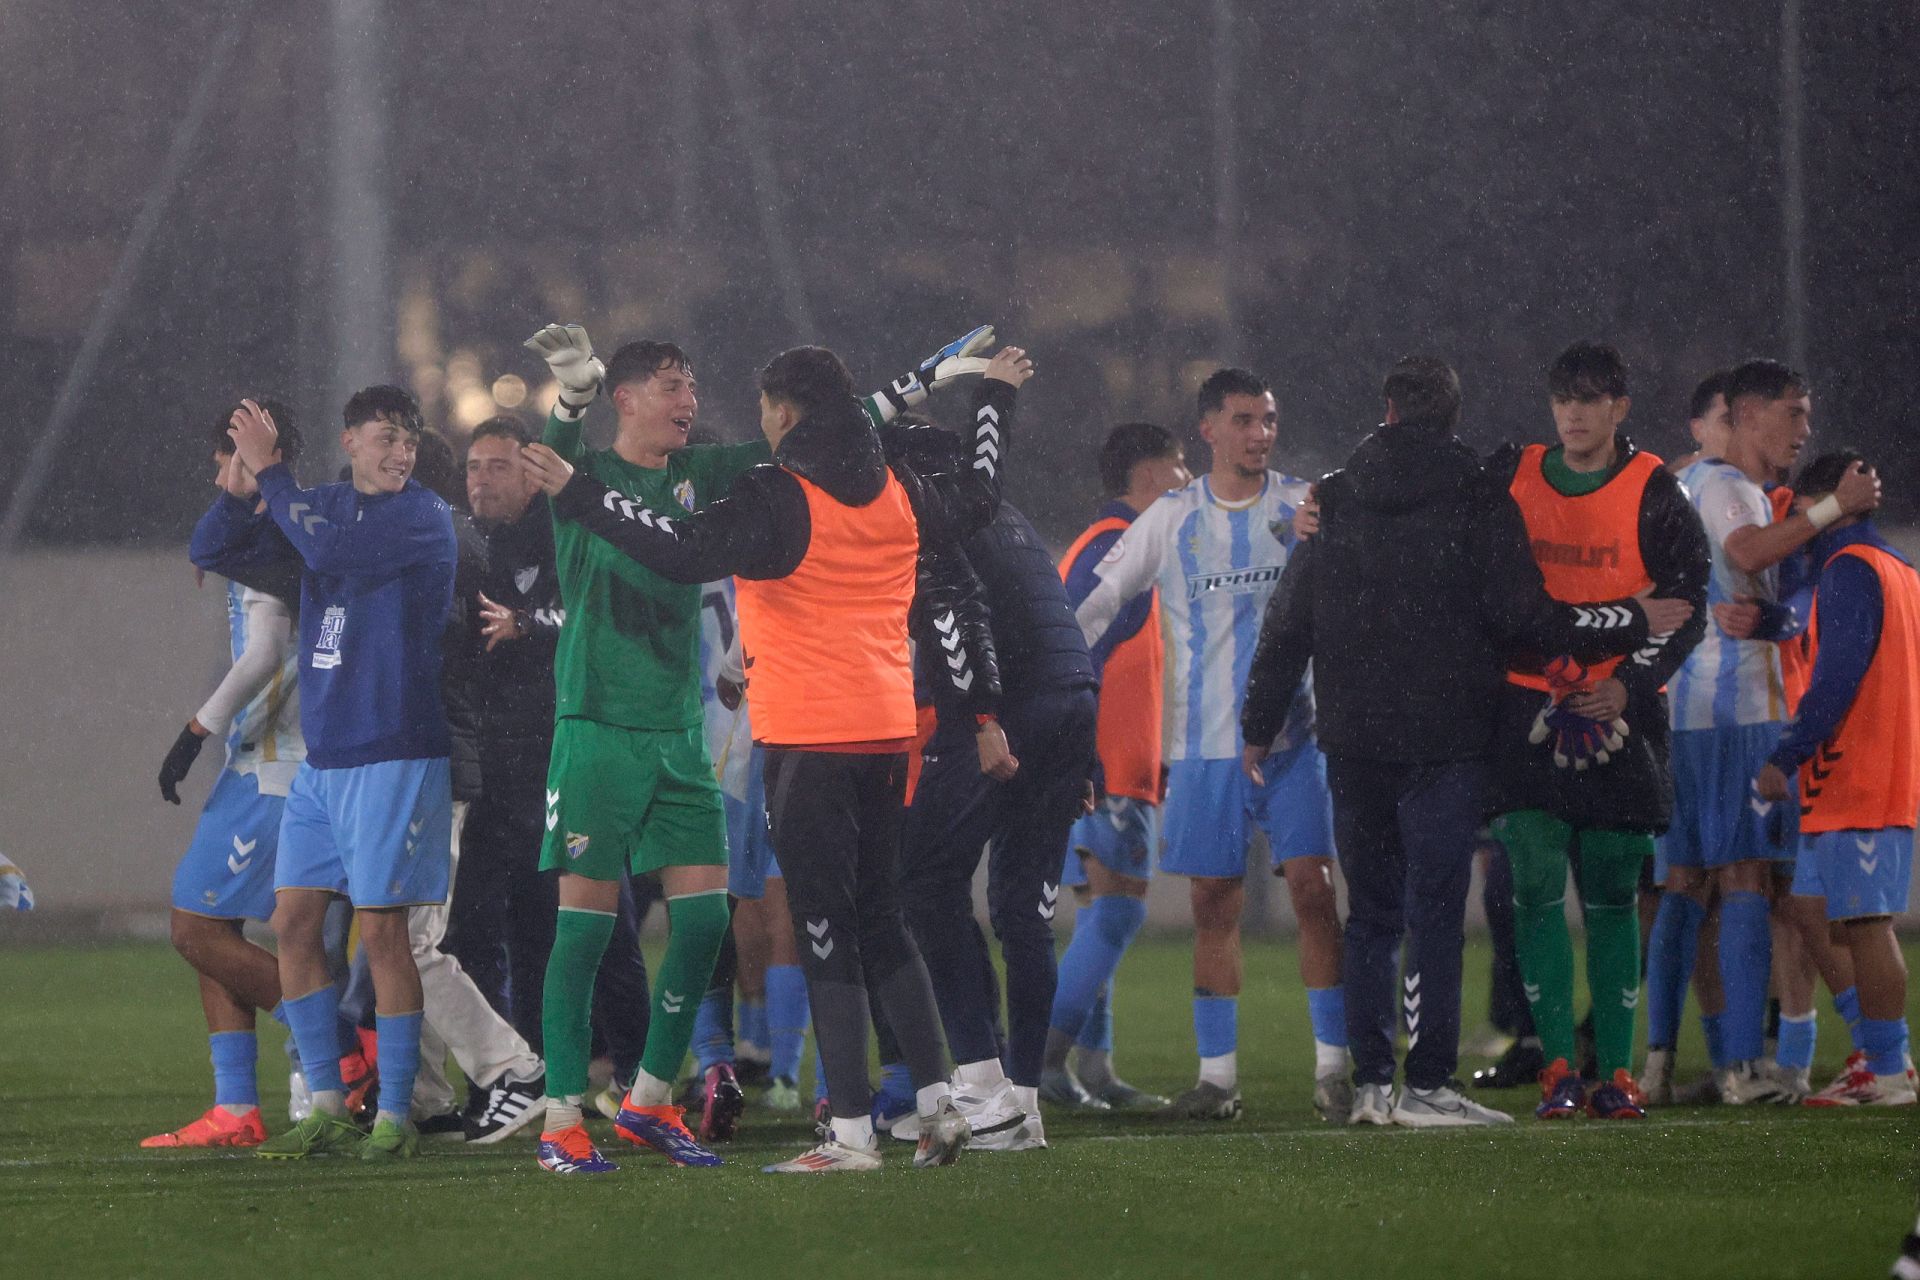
[1392,1083,1516,1128]
[952,1078,1028,1149]
[1314,1070,1356,1124]
[1765,1061,1812,1104]
[763,1138,883,1173]
[1719,1059,1791,1106]
[1636,1048,1675,1106]
[288,1069,312,1123]
[1803,1055,1919,1108]
[1348,1082,1395,1126]
[912,1097,970,1168]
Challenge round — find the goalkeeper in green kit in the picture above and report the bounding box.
[523,320,997,1175]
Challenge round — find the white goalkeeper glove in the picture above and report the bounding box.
[865,324,996,423]
[524,323,606,414]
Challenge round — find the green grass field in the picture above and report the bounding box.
[2,937,1914,1279]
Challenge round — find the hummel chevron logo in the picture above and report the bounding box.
[1522,980,1540,1002]
[934,612,961,651]
[1620,987,1640,1010]
[228,835,257,874]
[1855,834,1876,854]
[1403,974,1420,994]
[946,651,968,672]
[409,819,424,837]
[952,670,974,692]
[545,789,560,831]
[1038,883,1060,920]
[973,407,1001,478]
[1857,836,1881,876]
[661,990,685,1014]
[807,918,834,959]
[1573,605,1634,629]
[286,502,328,535]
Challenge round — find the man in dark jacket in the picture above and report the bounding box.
[1239,355,1694,1128]
[887,417,1095,1152]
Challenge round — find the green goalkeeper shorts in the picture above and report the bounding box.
[540,718,727,879]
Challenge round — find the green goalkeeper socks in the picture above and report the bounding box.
[1498,809,1579,1065]
[637,891,732,1089]
[542,906,615,1100]
[1575,829,1650,1078]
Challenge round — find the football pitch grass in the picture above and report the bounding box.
[2,937,1914,1279]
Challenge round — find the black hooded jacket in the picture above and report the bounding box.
[1240,418,1655,764]
[471,504,565,790]
[549,394,1001,724]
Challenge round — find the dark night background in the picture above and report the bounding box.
[2,0,1915,548]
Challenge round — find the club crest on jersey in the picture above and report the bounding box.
[515,566,539,594]
[674,479,697,512]
[566,832,590,860]
[312,606,346,669]
[1185,565,1282,599]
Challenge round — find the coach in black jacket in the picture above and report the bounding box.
[445,417,652,1088]
[890,413,1097,1129]
[1238,357,1694,1124]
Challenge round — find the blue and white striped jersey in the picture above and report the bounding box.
[1076,472,1315,761]
[698,579,753,803]
[221,581,304,795]
[1669,458,1788,730]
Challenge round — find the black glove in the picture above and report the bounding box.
[158,723,210,804]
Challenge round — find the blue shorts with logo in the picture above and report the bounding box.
[1657,723,1797,880]
[1792,827,1913,920]
[1162,743,1336,878]
[725,746,782,900]
[276,758,452,908]
[172,768,285,921]
[1064,794,1160,886]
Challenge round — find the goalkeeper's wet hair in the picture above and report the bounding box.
[759,346,855,417]
[211,398,302,462]
[1795,448,1869,501]
[1197,367,1269,418]
[1688,369,1732,421]
[1099,421,1178,496]
[343,384,424,436]
[1547,341,1628,401]
[1725,359,1810,409]
[605,340,694,394]
[1382,355,1462,428]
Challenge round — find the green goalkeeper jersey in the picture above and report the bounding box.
[546,411,770,731]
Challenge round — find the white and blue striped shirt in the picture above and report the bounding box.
[220,581,304,795]
[1077,472,1315,761]
[1668,458,1788,730]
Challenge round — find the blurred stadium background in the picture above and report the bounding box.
[1,1,1914,933]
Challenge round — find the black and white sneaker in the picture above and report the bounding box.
[464,1074,549,1144]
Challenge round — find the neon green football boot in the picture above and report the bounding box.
[256,1110,366,1159]
[360,1116,421,1161]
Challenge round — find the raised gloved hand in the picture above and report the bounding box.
[1526,656,1629,770]
[159,721,211,804]
[524,323,606,410]
[866,324,996,423]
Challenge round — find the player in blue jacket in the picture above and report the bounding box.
[197,386,458,1161]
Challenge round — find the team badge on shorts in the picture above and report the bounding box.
[567,832,590,860]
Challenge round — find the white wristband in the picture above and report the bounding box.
[1806,494,1844,531]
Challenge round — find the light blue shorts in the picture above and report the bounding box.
[172,768,284,921]
[1796,827,1913,921]
[725,746,781,900]
[1662,724,1797,873]
[1162,744,1335,878]
[1064,794,1160,886]
[276,758,452,908]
